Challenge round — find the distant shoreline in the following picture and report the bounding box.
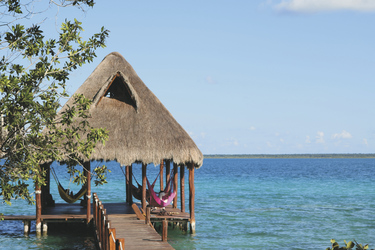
[203,154,375,159]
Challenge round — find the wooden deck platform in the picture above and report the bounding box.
[3,202,188,249]
[148,206,190,222]
[109,214,174,250]
[100,202,188,249]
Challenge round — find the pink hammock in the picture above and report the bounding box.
[147,173,176,208]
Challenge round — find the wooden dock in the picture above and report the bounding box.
[93,194,181,249]
[109,214,173,250]
[3,199,187,250]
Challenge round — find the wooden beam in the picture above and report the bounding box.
[125,166,129,203]
[129,165,133,205]
[166,160,171,188]
[84,161,91,224]
[142,163,147,212]
[160,160,164,191]
[131,203,145,220]
[180,166,185,213]
[173,163,178,209]
[189,164,195,233]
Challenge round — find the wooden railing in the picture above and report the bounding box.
[93,193,125,250]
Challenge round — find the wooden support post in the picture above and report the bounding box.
[116,238,125,250]
[93,193,97,229]
[160,160,164,191]
[146,207,151,225]
[129,165,133,205]
[142,163,147,214]
[109,228,116,250]
[102,210,107,249]
[35,179,42,236]
[84,161,91,224]
[173,163,178,209]
[23,220,31,235]
[125,165,129,203]
[189,164,196,234]
[42,222,48,236]
[166,160,171,187]
[105,220,111,250]
[97,200,102,234]
[99,204,103,245]
[162,219,168,242]
[180,166,185,213]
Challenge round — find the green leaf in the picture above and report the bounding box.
[346,241,354,249]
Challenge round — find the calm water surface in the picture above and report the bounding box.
[1,158,375,249]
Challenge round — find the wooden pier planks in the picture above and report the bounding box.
[108,214,174,250]
[4,202,179,249]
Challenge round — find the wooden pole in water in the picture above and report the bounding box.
[173,163,178,209]
[142,163,147,213]
[180,166,185,213]
[23,220,31,235]
[85,161,91,224]
[162,219,168,242]
[160,160,164,191]
[188,163,195,233]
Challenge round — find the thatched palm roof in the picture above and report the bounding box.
[57,52,203,168]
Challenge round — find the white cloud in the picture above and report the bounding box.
[274,0,375,13]
[315,131,325,144]
[363,138,368,145]
[223,137,239,147]
[332,130,352,139]
[249,126,256,131]
[305,135,311,143]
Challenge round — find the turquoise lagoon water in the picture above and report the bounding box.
[1,158,375,249]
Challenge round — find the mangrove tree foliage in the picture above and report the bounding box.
[0,0,109,209]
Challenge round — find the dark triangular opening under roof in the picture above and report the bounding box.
[102,73,137,109]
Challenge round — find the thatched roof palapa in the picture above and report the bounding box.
[56,52,203,168]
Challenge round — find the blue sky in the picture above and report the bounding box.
[39,0,375,154]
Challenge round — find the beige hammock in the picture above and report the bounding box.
[51,167,87,204]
